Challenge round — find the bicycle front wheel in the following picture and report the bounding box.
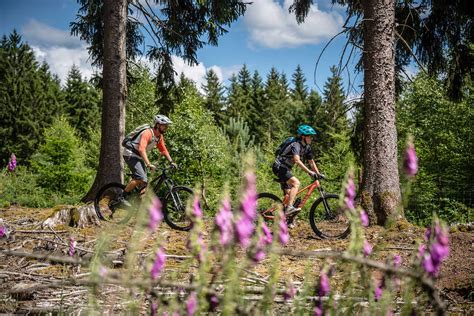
[163,186,193,231]
[94,183,135,224]
[309,194,350,239]
[257,193,283,222]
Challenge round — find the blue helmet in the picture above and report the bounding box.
[297,124,317,136]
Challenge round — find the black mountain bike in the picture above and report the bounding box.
[94,166,193,231]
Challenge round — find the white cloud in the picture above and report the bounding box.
[31,45,95,84]
[171,56,239,92]
[23,20,82,49]
[244,0,344,49]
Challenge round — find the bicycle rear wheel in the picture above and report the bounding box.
[309,194,350,239]
[256,193,283,222]
[163,186,193,231]
[94,183,136,224]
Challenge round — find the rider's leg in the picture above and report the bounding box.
[124,179,145,193]
[286,176,300,207]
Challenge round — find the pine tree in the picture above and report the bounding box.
[202,68,225,123]
[226,74,241,119]
[322,66,348,133]
[64,65,101,140]
[291,65,308,102]
[263,67,286,140]
[0,31,64,165]
[249,70,265,140]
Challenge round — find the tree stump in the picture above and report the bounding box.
[42,205,100,228]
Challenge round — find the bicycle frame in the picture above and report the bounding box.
[261,179,326,220]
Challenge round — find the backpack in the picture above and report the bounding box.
[122,124,152,155]
[275,137,296,158]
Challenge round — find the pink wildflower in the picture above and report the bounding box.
[151,247,166,280]
[363,239,373,257]
[344,173,356,210]
[209,295,219,311]
[319,272,330,296]
[374,280,383,301]
[7,153,16,172]
[403,140,418,176]
[314,305,323,316]
[148,197,163,231]
[421,220,450,277]
[393,255,402,267]
[360,209,369,227]
[151,301,158,316]
[278,212,289,246]
[68,237,76,257]
[241,172,257,221]
[192,196,202,218]
[261,221,273,245]
[283,283,296,301]
[215,197,233,246]
[235,216,254,248]
[0,226,6,238]
[186,292,198,316]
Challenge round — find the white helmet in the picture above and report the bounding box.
[154,114,173,125]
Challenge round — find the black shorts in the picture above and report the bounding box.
[272,164,293,190]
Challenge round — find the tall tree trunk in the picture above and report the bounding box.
[82,0,127,202]
[360,0,402,224]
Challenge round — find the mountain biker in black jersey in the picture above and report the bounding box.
[272,124,323,217]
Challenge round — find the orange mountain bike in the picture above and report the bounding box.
[257,175,350,239]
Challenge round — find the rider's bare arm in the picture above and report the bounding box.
[309,159,320,174]
[294,155,314,176]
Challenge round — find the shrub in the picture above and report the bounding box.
[30,117,93,196]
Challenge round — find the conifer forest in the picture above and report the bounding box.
[0,0,473,314]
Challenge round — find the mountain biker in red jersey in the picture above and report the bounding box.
[273,124,323,217]
[118,115,177,205]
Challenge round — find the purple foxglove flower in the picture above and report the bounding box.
[186,292,198,316]
[235,216,254,248]
[192,197,202,218]
[68,237,76,257]
[278,213,289,246]
[7,153,16,172]
[253,249,266,262]
[430,242,449,263]
[0,226,6,238]
[319,272,330,296]
[151,247,166,280]
[208,295,219,311]
[261,222,273,245]
[241,172,257,221]
[424,227,431,241]
[151,302,158,316]
[149,197,163,231]
[344,174,356,210]
[422,254,436,276]
[360,209,369,227]
[403,141,418,176]
[418,244,426,258]
[374,281,383,301]
[215,197,233,246]
[393,255,402,268]
[314,304,323,316]
[363,239,373,257]
[283,283,296,301]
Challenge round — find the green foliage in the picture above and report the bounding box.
[398,74,474,224]
[63,65,101,140]
[166,91,232,211]
[0,167,47,208]
[202,68,225,123]
[126,64,159,131]
[30,117,93,196]
[0,31,65,165]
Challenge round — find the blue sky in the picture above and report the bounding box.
[1,0,362,97]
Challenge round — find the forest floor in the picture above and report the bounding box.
[0,205,473,314]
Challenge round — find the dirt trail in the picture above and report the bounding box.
[0,206,473,313]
